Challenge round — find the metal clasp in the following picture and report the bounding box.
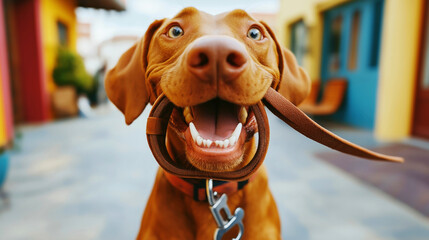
[206,179,244,240]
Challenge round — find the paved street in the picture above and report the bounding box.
[0,105,428,240]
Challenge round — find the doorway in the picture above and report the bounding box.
[320,0,384,129]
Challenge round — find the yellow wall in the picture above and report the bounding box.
[40,0,77,95]
[375,0,424,140]
[0,66,6,146]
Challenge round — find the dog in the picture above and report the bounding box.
[106,7,309,239]
[105,7,401,240]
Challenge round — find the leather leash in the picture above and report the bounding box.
[146,88,403,183]
[262,88,404,163]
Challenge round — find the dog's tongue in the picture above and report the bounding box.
[191,99,239,140]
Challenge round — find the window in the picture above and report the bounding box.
[348,10,361,70]
[290,20,307,66]
[329,15,342,72]
[57,21,68,46]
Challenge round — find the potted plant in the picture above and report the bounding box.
[52,48,94,118]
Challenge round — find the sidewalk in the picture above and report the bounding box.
[0,106,428,240]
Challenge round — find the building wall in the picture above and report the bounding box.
[40,0,77,95]
[278,0,423,140]
[9,0,50,122]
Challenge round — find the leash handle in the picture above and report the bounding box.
[206,179,244,240]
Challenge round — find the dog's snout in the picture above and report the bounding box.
[187,36,248,83]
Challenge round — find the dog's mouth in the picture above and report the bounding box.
[171,98,258,172]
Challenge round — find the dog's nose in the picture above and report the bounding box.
[187,36,248,83]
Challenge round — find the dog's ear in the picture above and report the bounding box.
[105,19,165,125]
[261,22,311,105]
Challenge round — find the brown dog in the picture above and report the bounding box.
[106,7,311,239]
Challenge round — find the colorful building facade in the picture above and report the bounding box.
[0,0,125,184]
[2,0,124,124]
[278,0,428,141]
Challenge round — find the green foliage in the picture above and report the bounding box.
[53,48,94,94]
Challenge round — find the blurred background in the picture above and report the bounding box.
[0,0,429,239]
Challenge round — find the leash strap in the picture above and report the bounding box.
[262,87,403,162]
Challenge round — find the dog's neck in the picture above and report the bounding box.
[163,170,257,201]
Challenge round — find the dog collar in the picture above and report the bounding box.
[164,170,257,201]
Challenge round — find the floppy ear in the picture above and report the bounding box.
[261,22,311,105]
[105,19,165,125]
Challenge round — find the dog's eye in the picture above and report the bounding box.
[167,26,184,38]
[247,28,263,41]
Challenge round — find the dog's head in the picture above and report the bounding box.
[106,8,310,173]
[106,8,402,177]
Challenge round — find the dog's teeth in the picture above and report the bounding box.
[239,107,248,124]
[223,139,230,148]
[189,122,199,142]
[185,114,193,124]
[197,136,203,146]
[234,123,242,137]
[184,107,193,124]
[231,123,242,145]
[190,122,242,148]
[229,135,237,146]
[183,107,191,116]
[227,123,242,147]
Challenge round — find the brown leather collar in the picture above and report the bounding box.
[146,94,270,181]
[164,170,257,201]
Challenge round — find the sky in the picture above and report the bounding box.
[76,0,279,44]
